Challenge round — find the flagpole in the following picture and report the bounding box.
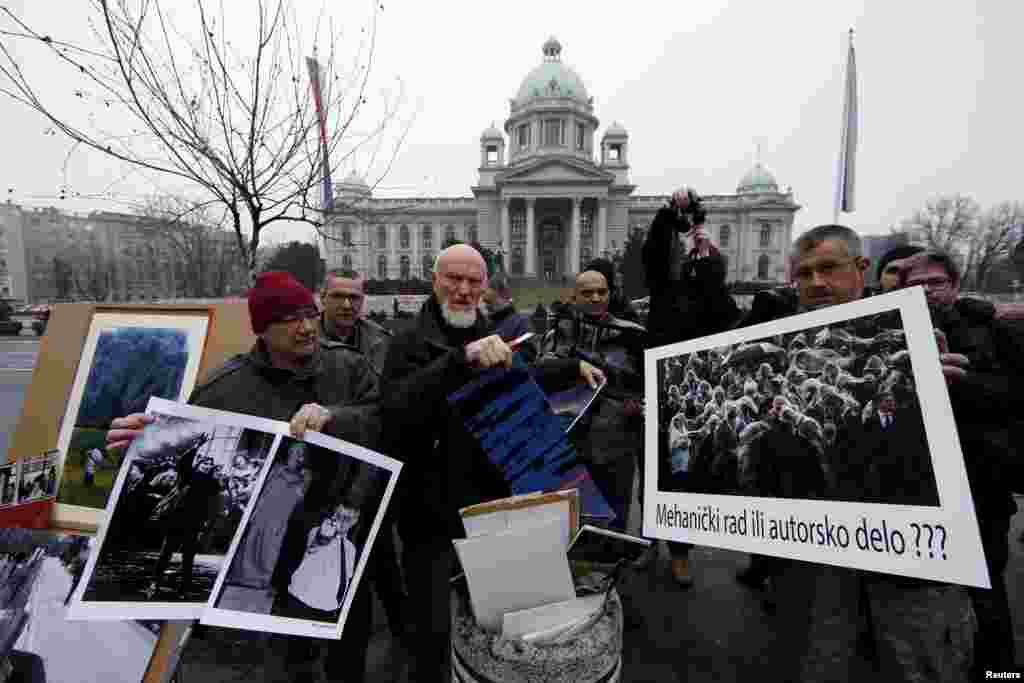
[834,28,857,225]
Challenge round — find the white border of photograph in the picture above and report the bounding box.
[67,397,284,621]
[201,429,403,639]
[642,287,990,589]
[54,311,211,530]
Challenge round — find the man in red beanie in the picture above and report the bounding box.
[107,270,381,683]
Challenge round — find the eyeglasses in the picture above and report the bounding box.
[793,258,858,282]
[908,277,952,292]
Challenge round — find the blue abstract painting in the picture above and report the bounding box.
[76,328,189,429]
[448,361,614,522]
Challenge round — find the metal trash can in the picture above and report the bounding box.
[450,589,623,682]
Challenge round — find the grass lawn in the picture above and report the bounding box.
[56,427,124,510]
[510,283,574,309]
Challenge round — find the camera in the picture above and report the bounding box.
[669,187,706,234]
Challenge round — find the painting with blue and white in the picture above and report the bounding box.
[448,363,614,523]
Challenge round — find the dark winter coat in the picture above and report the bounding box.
[379,296,582,539]
[188,339,381,450]
[642,206,739,348]
[319,315,393,377]
[743,424,827,500]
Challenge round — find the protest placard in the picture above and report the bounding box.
[643,287,989,588]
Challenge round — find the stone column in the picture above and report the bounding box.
[570,197,581,276]
[525,198,536,277]
[597,198,608,258]
[501,198,511,272]
[388,223,397,279]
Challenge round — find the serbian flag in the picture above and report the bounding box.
[834,30,858,219]
[306,56,334,211]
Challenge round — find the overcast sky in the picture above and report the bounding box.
[1,0,1021,244]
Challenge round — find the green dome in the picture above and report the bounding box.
[737,163,779,194]
[515,37,589,105]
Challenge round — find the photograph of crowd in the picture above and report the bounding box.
[207,434,393,638]
[73,412,275,615]
[0,528,158,682]
[18,452,58,503]
[655,309,941,507]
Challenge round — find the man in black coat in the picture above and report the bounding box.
[901,249,1024,675]
[380,244,604,682]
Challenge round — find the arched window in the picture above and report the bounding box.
[376,225,387,250]
[760,223,773,247]
[511,246,524,275]
[341,254,352,271]
[377,254,387,279]
[445,224,456,244]
[719,225,731,248]
[400,225,410,249]
[757,254,772,280]
[400,255,411,280]
[422,254,434,279]
[421,224,433,250]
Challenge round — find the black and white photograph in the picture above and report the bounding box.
[0,461,19,506]
[69,398,279,620]
[203,430,402,639]
[654,308,939,506]
[17,452,59,504]
[643,289,989,587]
[0,527,159,682]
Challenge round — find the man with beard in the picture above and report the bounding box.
[106,271,382,683]
[732,226,974,682]
[901,250,1024,675]
[380,244,604,682]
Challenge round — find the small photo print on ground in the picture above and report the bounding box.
[70,403,278,621]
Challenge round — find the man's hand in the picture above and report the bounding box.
[939,353,970,383]
[465,335,513,369]
[579,361,606,389]
[290,403,334,439]
[106,413,153,453]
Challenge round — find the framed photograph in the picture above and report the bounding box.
[0,527,159,682]
[17,450,60,504]
[643,287,989,588]
[68,398,280,621]
[202,430,402,640]
[52,307,212,530]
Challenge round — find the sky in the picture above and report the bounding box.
[1,0,1021,245]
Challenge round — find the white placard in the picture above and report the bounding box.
[643,288,989,588]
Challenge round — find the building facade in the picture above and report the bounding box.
[324,37,800,283]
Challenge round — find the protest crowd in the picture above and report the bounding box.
[98,186,1023,682]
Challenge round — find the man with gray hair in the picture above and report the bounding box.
[734,225,974,682]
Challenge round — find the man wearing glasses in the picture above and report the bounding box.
[900,250,1024,676]
[734,226,974,682]
[320,271,393,375]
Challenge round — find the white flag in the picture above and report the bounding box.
[834,31,858,219]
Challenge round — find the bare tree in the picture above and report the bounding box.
[894,194,981,255]
[964,200,1024,291]
[0,0,412,283]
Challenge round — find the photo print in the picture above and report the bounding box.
[17,451,59,504]
[643,288,989,588]
[69,398,279,620]
[0,527,158,682]
[1,460,19,506]
[204,430,402,639]
[53,309,211,529]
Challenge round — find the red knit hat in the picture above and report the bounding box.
[248,271,318,333]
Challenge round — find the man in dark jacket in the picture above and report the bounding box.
[901,249,1024,675]
[481,271,535,360]
[107,271,382,683]
[380,244,604,682]
[640,187,739,586]
[319,270,393,375]
[734,226,973,682]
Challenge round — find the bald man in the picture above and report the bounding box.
[380,244,604,681]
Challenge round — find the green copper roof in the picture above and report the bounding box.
[737,163,779,193]
[515,37,589,104]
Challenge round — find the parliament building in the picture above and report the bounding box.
[323,37,800,284]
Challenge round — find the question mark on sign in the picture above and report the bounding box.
[934,525,947,560]
[923,524,935,559]
[910,523,922,557]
